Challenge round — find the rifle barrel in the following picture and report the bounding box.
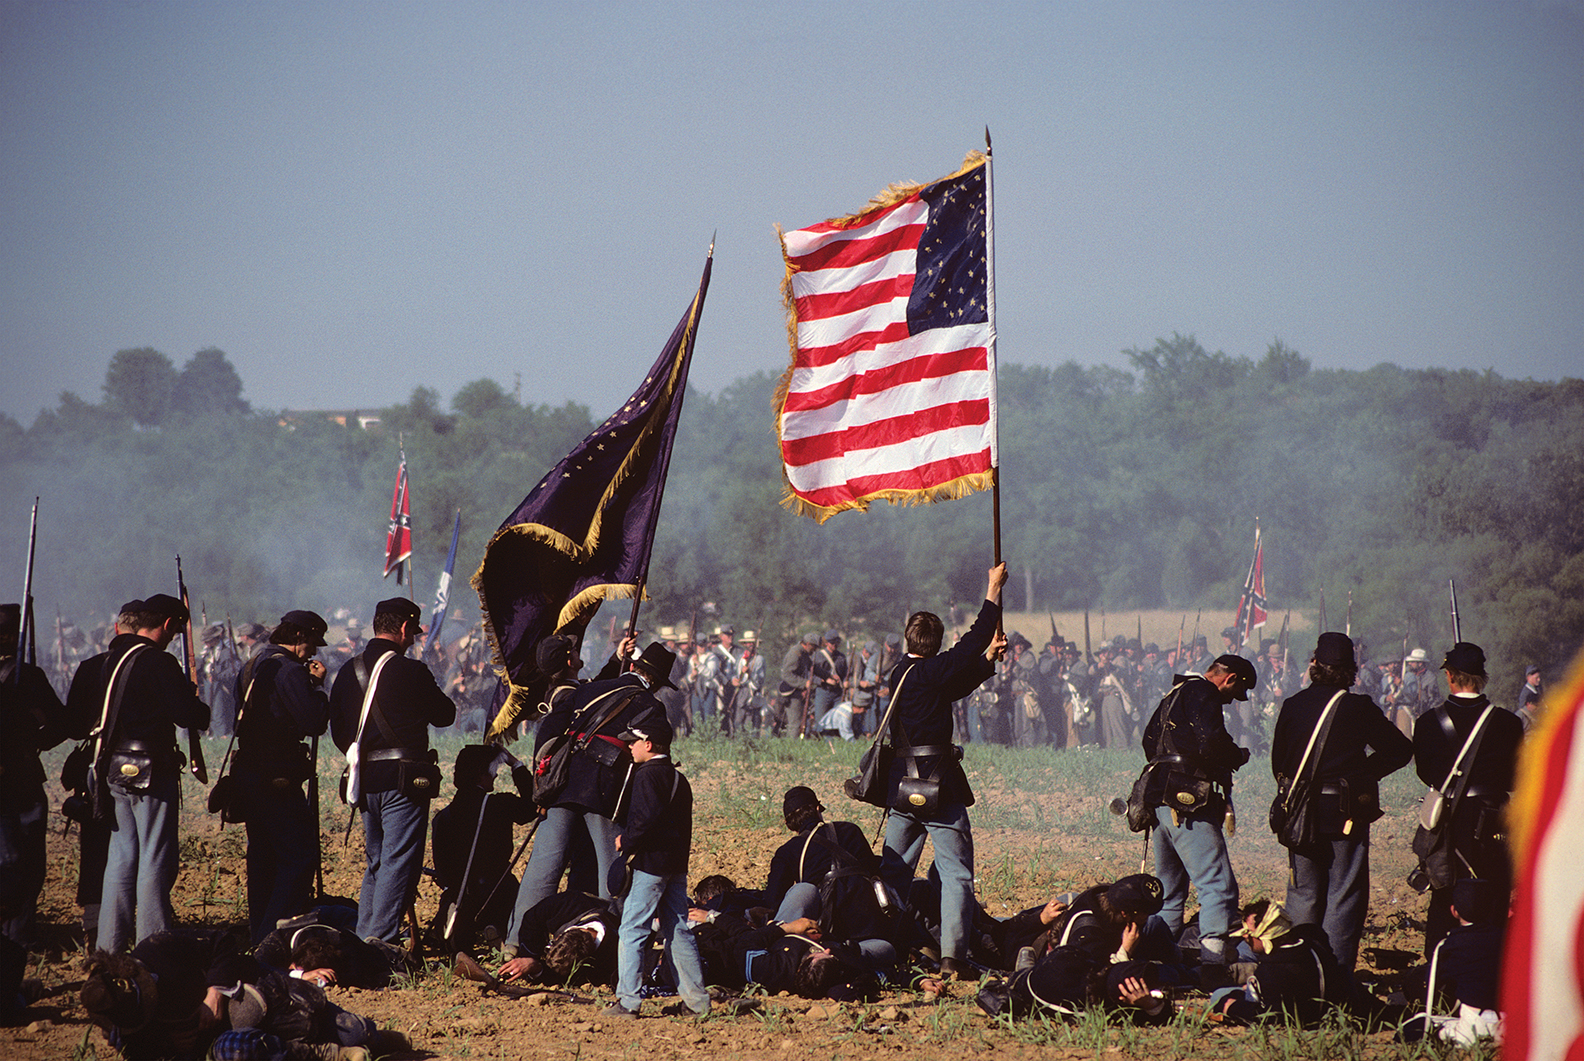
[17,498,39,678]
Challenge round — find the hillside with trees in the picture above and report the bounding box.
[4,338,1581,704]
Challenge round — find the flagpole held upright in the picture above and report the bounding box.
[984,126,1002,571]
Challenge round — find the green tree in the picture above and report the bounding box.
[102,347,177,426]
[173,347,249,417]
[451,378,514,420]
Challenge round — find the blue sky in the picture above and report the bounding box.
[2,0,1580,426]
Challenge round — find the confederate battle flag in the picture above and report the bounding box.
[1233,525,1267,652]
[384,446,412,582]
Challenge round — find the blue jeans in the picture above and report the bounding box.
[239,774,317,943]
[880,802,974,962]
[505,806,618,953]
[1153,804,1239,963]
[358,789,428,942]
[1285,833,1370,970]
[615,868,709,1013]
[100,772,181,953]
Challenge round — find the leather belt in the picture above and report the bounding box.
[112,739,171,755]
[896,744,955,758]
[367,747,427,762]
[572,731,628,749]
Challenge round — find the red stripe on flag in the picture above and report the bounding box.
[788,220,925,274]
[793,449,994,508]
[793,273,915,322]
[782,398,990,467]
[783,348,989,414]
[1503,696,1584,1060]
[792,322,916,370]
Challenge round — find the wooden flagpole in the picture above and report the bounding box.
[985,128,1005,656]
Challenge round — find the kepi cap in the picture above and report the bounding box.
[1442,641,1487,677]
[1213,654,1257,699]
[276,610,329,648]
[619,715,673,747]
[374,597,423,626]
[1313,631,1354,668]
[1104,874,1164,917]
[141,593,189,622]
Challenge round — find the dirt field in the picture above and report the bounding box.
[5,735,1443,1061]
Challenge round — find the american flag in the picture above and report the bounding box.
[777,151,996,523]
[1503,645,1584,1061]
[384,446,412,582]
[1233,526,1267,651]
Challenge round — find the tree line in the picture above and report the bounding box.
[4,339,1580,705]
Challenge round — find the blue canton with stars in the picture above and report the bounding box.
[908,165,988,334]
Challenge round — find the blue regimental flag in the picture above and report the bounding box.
[472,253,711,736]
[425,508,462,662]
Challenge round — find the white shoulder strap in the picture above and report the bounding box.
[90,643,149,754]
[1291,690,1347,784]
[344,649,397,804]
[797,821,829,880]
[1439,705,1495,792]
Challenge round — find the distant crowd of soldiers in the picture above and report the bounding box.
[35,610,1547,760]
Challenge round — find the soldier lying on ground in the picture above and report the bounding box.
[80,929,393,1061]
[497,890,618,987]
[693,908,880,1002]
[976,945,1175,1024]
[253,911,411,989]
[1208,899,1392,1028]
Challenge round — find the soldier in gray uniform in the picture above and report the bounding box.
[810,630,847,730]
[776,633,816,737]
[729,631,767,736]
[702,625,739,736]
[848,640,880,739]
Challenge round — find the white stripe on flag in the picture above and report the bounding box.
[785,422,993,492]
[782,200,927,258]
[784,323,989,405]
[794,280,912,349]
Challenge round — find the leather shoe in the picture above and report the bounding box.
[939,957,974,981]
